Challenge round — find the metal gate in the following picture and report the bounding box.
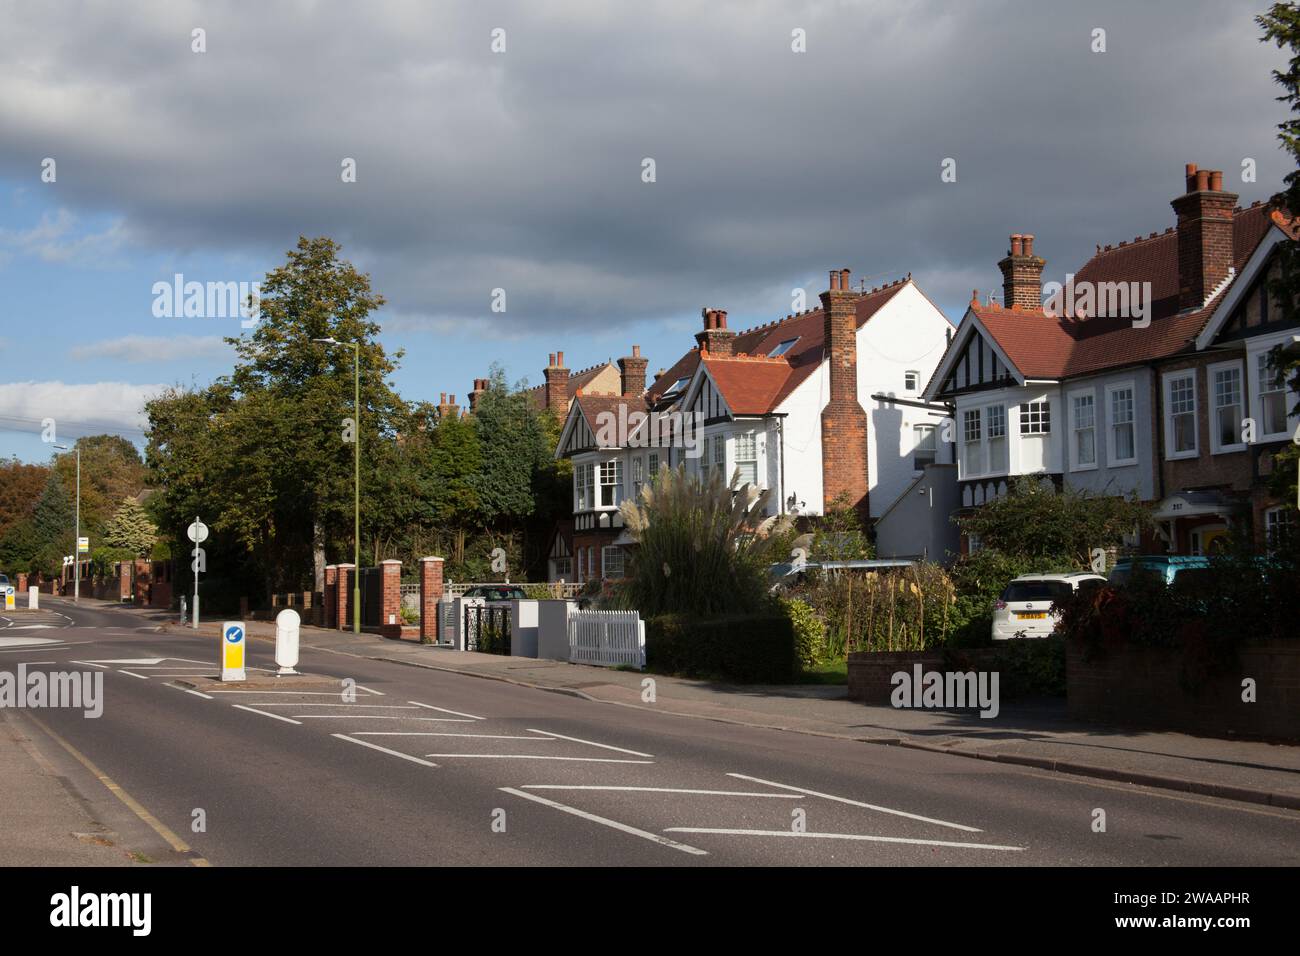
[359,567,383,628]
[463,603,511,654]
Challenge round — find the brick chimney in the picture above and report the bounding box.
[1171,163,1237,311]
[997,233,1045,310]
[819,268,869,516]
[468,377,488,413]
[695,308,736,355]
[543,352,570,415]
[618,345,648,398]
[436,392,459,420]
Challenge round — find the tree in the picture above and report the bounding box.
[956,477,1151,567]
[103,497,157,558]
[52,436,147,541]
[1258,4,1300,506]
[27,471,74,577]
[0,458,50,541]
[144,237,407,595]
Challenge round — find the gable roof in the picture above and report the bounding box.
[932,203,1292,394]
[647,278,913,415]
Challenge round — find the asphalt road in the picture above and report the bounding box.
[3,598,1298,866]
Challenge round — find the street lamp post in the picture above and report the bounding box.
[53,443,80,604]
[313,337,361,634]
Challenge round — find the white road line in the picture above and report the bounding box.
[232,705,302,725]
[292,715,477,721]
[501,787,707,856]
[205,689,379,696]
[117,670,150,680]
[726,773,983,833]
[356,685,385,696]
[333,734,438,767]
[1,660,56,665]
[241,703,417,709]
[662,828,1024,852]
[353,732,557,740]
[425,754,653,763]
[518,786,802,798]
[526,728,653,758]
[165,684,214,700]
[409,701,484,720]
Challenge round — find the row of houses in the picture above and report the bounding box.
[455,161,1299,582]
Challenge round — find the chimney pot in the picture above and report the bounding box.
[557,351,564,367]
[828,270,840,292]
[1010,234,1023,256]
[632,344,640,358]
[1209,170,1223,192]
[840,268,851,291]
[548,353,556,367]
[1196,169,1210,192]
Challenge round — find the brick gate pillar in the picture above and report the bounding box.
[419,557,444,643]
[380,559,402,638]
[336,564,354,632]
[324,565,337,629]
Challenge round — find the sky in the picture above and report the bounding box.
[0,0,1289,464]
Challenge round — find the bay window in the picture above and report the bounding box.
[598,459,623,507]
[962,408,983,476]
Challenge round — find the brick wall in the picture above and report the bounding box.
[324,565,337,628]
[378,559,402,638]
[1067,638,1299,740]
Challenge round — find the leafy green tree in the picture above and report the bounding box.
[0,458,50,541]
[52,436,147,541]
[103,497,157,557]
[1258,4,1300,507]
[956,477,1151,567]
[27,471,74,577]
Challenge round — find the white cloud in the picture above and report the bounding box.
[0,208,130,267]
[70,334,231,363]
[0,380,166,441]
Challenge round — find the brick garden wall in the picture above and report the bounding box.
[1066,638,1300,740]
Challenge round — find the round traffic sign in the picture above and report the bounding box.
[187,520,209,543]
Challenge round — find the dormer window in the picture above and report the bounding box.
[769,338,799,358]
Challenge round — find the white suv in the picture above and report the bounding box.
[991,572,1106,640]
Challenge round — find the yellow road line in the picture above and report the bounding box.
[25,713,211,867]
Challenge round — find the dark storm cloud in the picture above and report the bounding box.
[0,0,1287,331]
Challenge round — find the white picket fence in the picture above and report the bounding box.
[568,610,645,669]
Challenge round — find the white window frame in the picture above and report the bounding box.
[986,403,1008,473]
[1018,400,1051,436]
[1252,349,1291,441]
[1208,359,1246,454]
[1264,505,1296,553]
[598,458,623,508]
[1163,370,1198,460]
[632,455,645,497]
[912,424,937,472]
[1068,388,1098,472]
[735,431,759,486]
[904,370,920,391]
[1106,382,1138,467]
[574,462,594,511]
[962,408,984,478]
[601,546,625,579]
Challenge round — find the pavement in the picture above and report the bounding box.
[3,595,1297,866]
[142,601,1300,813]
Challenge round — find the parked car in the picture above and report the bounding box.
[0,573,11,600]
[1107,555,1210,586]
[461,584,527,602]
[991,572,1107,640]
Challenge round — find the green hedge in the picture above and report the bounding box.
[646,613,797,683]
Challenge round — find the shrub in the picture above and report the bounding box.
[943,636,1066,698]
[781,597,826,669]
[646,613,797,683]
[792,562,957,653]
[616,464,790,618]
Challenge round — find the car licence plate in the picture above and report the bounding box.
[1016,612,1046,620]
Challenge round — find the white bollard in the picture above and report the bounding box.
[275,609,301,675]
[28,587,39,610]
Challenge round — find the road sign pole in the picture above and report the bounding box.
[353,343,361,635]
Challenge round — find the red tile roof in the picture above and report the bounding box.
[964,203,1288,383]
[646,279,911,414]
